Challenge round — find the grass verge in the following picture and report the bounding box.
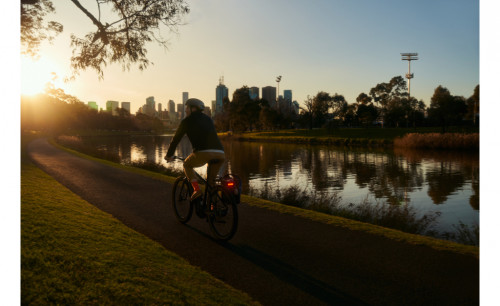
[21,135,259,305]
[240,195,479,258]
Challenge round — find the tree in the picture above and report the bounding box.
[356,103,378,127]
[369,76,407,107]
[428,86,467,132]
[311,91,331,128]
[21,0,63,57]
[369,76,408,126]
[465,85,479,125]
[259,106,279,130]
[300,95,314,129]
[356,93,372,105]
[21,0,190,79]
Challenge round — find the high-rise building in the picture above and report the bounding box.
[262,86,277,108]
[158,103,162,113]
[168,100,175,113]
[106,100,119,116]
[292,101,300,114]
[146,96,155,110]
[284,90,292,103]
[182,92,188,119]
[215,77,228,114]
[249,87,259,100]
[177,103,184,120]
[121,102,131,114]
[88,101,98,110]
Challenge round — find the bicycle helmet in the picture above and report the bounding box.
[185,98,205,111]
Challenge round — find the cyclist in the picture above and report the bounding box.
[165,98,225,201]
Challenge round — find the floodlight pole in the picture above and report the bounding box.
[276,75,282,110]
[401,53,418,97]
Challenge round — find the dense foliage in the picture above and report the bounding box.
[21,0,190,79]
[21,88,162,133]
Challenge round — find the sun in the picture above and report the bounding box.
[21,55,64,96]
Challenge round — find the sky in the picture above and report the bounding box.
[19,0,481,114]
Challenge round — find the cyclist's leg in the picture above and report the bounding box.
[206,153,225,186]
[184,153,207,199]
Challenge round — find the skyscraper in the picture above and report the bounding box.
[121,102,131,114]
[168,100,175,113]
[177,103,184,120]
[284,90,292,103]
[249,87,259,100]
[182,92,188,119]
[262,86,277,108]
[146,96,155,110]
[88,101,98,110]
[106,100,119,116]
[215,77,228,114]
[168,100,176,121]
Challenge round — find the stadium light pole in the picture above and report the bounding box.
[401,53,418,97]
[276,75,282,110]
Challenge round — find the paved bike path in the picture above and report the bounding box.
[27,138,478,306]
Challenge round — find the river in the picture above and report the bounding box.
[75,134,479,239]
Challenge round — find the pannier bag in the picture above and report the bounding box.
[220,174,242,204]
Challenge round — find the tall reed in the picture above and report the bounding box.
[394,133,479,150]
[249,183,478,245]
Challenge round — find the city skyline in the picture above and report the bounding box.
[18,0,481,117]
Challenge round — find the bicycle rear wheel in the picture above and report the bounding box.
[207,186,238,241]
[172,176,193,223]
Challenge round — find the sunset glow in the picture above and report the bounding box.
[21,56,63,96]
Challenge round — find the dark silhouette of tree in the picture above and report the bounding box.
[259,105,279,130]
[299,95,314,129]
[331,93,347,120]
[21,0,190,79]
[311,91,332,128]
[355,103,378,126]
[356,92,372,105]
[428,86,467,132]
[369,76,408,126]
[465,85,479,125]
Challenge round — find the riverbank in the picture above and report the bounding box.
[219,127,479,149]
[21,133,258,305]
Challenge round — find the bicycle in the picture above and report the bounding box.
[170,156,241,241]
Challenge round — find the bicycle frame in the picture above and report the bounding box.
[171,156,218,215]
[170,155,239,241]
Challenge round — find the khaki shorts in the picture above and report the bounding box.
[183,151,225,185]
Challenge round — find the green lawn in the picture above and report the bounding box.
[221,127,479,147]
[21,134,259,305]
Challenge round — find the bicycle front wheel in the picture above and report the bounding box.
[207,186,238,241]
[172,176,193,223]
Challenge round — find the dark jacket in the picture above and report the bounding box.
[166,111,224,157]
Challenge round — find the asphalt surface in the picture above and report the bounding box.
[27,138,479,305]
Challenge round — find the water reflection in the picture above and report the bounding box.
[79,135,479,232]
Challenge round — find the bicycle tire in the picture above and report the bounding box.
[207,186,238,241]
[172,176,193,223]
